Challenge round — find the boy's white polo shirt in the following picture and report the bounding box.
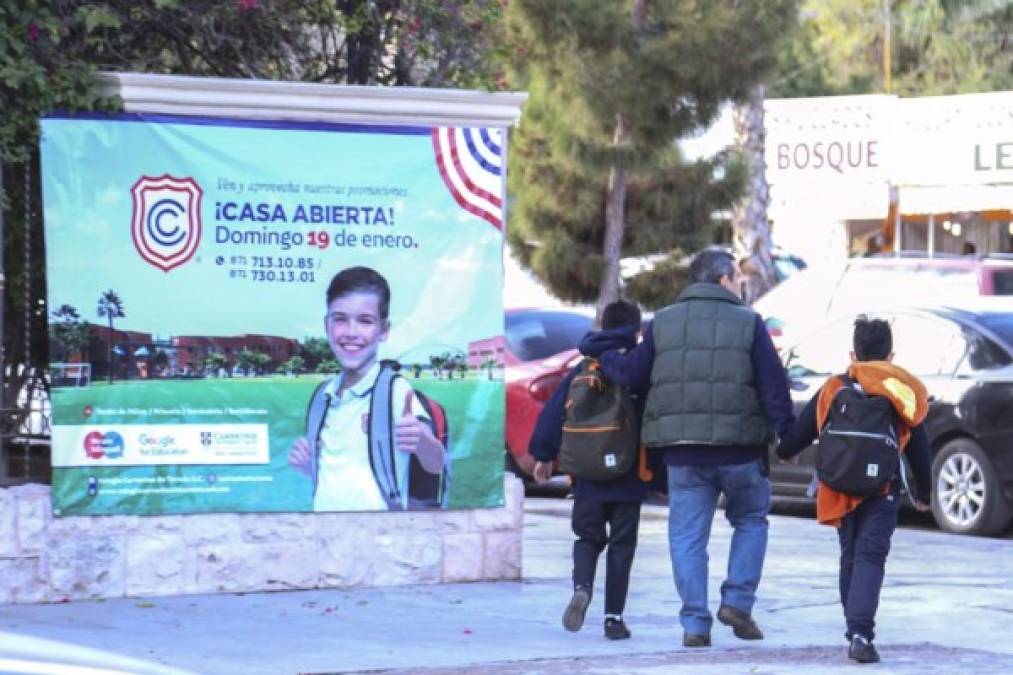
[313,362,431,512]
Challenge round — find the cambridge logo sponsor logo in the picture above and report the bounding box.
[131,174,203,272]
[199,430,260,448]
[83,431,124,460]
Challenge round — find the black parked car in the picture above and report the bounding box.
[771,302,1013,536]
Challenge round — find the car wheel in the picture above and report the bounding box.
[931,438,1011,536]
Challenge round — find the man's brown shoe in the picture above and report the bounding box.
[682,633,711,648]
[717,605,764,640]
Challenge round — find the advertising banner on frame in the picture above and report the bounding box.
[41,114,506,516]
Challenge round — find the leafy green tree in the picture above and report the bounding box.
[48,304,90,362]
[236,349,273,375]
[441,351,466,379]
[2,1,505,166]
[733,1,1010,303]
[153,349,169,373]
[252,351,272,374]
[506,0,796,312]
[0,2,117,165]
[769,0,1012,98]
[235,349,259,376]
[429,353,446,379]
[96,289,124,383]
[316,358,341,374]
[1,3,121,387]
[280,355,306,376]
[204,351,228,376]
[298,337,332,372]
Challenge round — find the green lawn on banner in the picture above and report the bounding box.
[52,375,504,514]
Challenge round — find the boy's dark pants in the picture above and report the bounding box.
[571,499,641,616]
[837,492,900,641]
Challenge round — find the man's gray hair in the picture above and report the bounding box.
[689,249,736,285]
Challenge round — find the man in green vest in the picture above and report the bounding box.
[579,249,794,648]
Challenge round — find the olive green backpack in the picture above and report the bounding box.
[558,358,639,481]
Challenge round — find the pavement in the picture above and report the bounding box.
[1,497,1012,674]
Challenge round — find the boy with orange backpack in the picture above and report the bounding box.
[530,300,662,641]
[776,317,932,664]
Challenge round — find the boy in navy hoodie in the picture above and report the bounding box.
[530,300,660,640]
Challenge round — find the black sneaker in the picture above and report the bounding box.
[604,617,631,640]
[562,587,591,632]
[683,632,711,648]
[716,604,764,640]
[849,635,880,664]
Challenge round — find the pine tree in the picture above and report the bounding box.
[506,0,797,313]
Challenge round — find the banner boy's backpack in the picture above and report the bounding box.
[306,360,450,510]
[557,358,639,481]
[369,361,450,510]
[816,374,899,497]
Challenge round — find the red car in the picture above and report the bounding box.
[504,308,594,476]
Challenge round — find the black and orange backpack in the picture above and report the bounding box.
[557,358,639,481]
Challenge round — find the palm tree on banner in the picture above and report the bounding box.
[97,290,126,383]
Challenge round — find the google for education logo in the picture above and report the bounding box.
[83,431,124,460]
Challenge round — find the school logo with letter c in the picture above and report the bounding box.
[131,175,203,272]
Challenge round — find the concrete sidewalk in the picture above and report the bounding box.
[1,499,1011,674]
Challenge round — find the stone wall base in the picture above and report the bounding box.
[0,475,524,604]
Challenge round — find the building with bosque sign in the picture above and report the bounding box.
[763,91,1012,266]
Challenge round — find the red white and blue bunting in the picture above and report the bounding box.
[432,127,504,230]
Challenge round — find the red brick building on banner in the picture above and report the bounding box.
[467,335,506,369]
[70,325,298,379]
[171,334,299,373]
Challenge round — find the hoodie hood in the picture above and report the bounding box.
[847,361,929,428]
[579,325,639,357]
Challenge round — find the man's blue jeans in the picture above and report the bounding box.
[667,459,771,636]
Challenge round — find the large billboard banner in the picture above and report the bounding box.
[41,114,506,516]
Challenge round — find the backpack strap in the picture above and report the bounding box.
[573,357,606,391]
[811,372,859,496]
[368,361,404,510]
[370,360,452,510]
[408,390,452,509]
[304,380,331,497]
[838,371,900,446]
